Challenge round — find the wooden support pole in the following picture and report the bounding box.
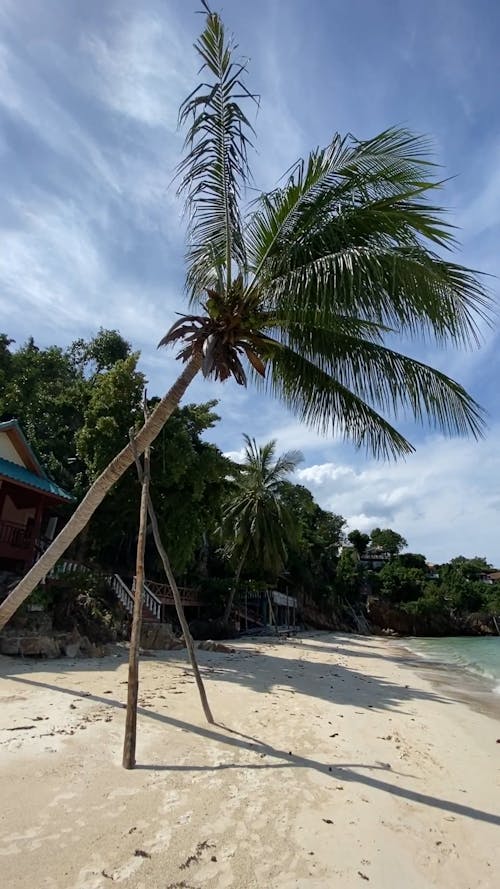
[122,445,150,770]
[131,432,214,725]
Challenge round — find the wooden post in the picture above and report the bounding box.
[245,588,248,631]
[131,431,214,725]
[122,446,150,769]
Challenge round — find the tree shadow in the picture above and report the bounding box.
[2,633,450,717]
[6,673,500,828]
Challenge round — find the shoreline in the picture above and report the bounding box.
[1,632,499,888]
[388,636,500,722]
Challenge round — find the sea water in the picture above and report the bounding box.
[403,636,500,694]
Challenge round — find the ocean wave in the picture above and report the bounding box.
[402,637,500,694]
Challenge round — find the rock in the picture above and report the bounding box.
[0,635,21,655]
[89,643,105,658]
[64,642,81,658]
[78,635,93,656]
[20,635,61,658]
[196,640,235,653]
[140,622,183,651]
[60,629,82,658]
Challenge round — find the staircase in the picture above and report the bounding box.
[106,575,162,622]
[106,575,204,623]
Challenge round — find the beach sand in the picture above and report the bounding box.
[1,632,499,888]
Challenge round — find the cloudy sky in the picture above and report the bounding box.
[1,0,499,564]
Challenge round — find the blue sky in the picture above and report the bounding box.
[1,0,499,564]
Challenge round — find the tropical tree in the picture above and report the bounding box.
[220,436,303,622]
[370,527,407,555]
[0,5,490,630]
[279,482,345,605]
[348,529,370,557]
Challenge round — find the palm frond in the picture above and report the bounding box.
[219,433,300,575]
[177,6,257,301]
[247,128,492,347]
[275,324,486,439]
[262,344,416,459]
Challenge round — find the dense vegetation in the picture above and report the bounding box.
[371,554,500,617]
[2,331,498,631]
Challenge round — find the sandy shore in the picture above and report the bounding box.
[1,632,499,889]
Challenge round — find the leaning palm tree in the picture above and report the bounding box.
[0,4,491,630]
[220,436,302,623]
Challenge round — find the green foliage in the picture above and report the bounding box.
[335,548,364,604]
[370,527,408,555]
[75,354,145,478]
[146,402,230,574]
[0,336,87,490]
[279,482,345,603]
[401,587,447,617]
[69,329,131,374]
[169,8,491,462]
[0,332,229,576]
[377,550,498,619]
[348,529,370,556]
[397,552,427,569]
[378,560,427,603]
[219,436,303,581]
[446,555,492,579]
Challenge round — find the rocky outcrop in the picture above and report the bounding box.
[367,598,497,636]
[140,622,183,650]
[0,627,113,658]
[300,602,352,632]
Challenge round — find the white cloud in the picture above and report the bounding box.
[297,427,500,565]
[83,10,192,129]
[0,193,181,349]
[0,40,121,193]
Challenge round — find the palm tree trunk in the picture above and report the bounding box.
[0,355,202,631]
[122,446,150,770]
[131,440,214,725]
[223,539,250,625]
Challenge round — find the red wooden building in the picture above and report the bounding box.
[0,420,73,574]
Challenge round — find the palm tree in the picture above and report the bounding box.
[0,4,490,630]
[220,435,302,622]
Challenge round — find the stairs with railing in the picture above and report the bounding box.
[106,574,163,622]
[29,556,203,624]
[106,574,204,622]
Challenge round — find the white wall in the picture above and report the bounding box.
[0,432,25,467]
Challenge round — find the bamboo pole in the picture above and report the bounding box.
[122,445,150,769]
[131,433,214,725]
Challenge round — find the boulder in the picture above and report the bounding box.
[140,622,181,651]
[196,639,235,653]
[0,635,21,656]
[20,635,61,658]
[59,629,82,658]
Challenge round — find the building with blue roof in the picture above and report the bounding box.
[0,420,74,573]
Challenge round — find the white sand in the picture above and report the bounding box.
[1,632,499,889]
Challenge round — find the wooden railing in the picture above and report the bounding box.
[47,559,92,579]
[106,575,162,621]
[0,520,34,550]
[107,574,134,613]
[134,580,162,620]
[139,577,203,607]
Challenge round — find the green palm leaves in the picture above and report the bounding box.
[162,5,492,459]
[177,2,257,299]
[221,435,303,578]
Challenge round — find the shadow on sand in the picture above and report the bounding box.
[4,634,500,829]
